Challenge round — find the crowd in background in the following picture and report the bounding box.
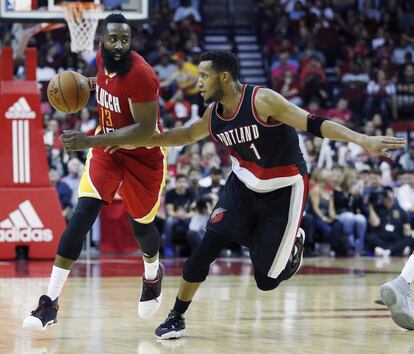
[1,0,414,258]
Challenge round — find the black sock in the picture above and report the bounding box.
[173,297,191,315]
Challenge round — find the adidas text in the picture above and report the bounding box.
[0,228,53,242]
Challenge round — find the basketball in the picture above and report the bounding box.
[47,71,90,113]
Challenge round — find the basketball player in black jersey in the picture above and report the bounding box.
[62,51,406,339]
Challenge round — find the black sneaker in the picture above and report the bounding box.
[138,263,165,319]
[22,295,59,331]
[155,310,186,339]
[287,228,305,278]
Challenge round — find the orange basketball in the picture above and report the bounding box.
[47,71,90,113]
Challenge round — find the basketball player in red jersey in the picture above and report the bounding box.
[23,14,167,330]
[61,51,406,339]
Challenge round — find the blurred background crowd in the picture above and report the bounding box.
[1,0,414,258]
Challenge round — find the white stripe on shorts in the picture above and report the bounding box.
[267,176,305,279]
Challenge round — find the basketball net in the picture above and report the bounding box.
[61,2,103,53]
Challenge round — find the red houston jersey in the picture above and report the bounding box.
[94,50,164,162]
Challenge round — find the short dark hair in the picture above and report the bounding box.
[175,174,188,181]
[200,51,239,80]
[102,13,129,32]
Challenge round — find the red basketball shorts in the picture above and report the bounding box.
[78,147,167,223]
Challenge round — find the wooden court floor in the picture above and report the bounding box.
[1,257,414,354]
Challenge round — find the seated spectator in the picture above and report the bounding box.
[366,187,414,256]
[78,108,97,134]
[186,196,212,253]
[325,98,353,126]
[309,169,349,255]
[173,0,202,23]
[164,89,192,127]
[341,61,370,117]
[396,170,414,227]
[332,167,367,255]
[188,168,203,198]
[200,141,222,171]
[299,56,328,105]
[394,64,414,119]
[61,157,84,209]
[163,174,195,257]
[161,51,199,104]
[154,53,177,98]
[398,145,414,171]
[271,51,299,86]
[275,71,302,106]
[364,69,397,121]
[199,166,224,202]
[363,168,384,209]
[49,166,72,221]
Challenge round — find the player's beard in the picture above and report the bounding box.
[101,45,132,76]
[204,78,224,104]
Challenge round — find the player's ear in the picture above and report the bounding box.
[221,71,230,83]
[99,36,103,46]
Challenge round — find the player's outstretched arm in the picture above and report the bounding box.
[254,88,406,156]
[104,107,211,153]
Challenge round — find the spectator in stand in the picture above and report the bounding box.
[164,89,192,127]
[186,196,212,253]
[364,69,397,121]
[305,99,326,116]
[300,56,328,105]
[394,64,414,119]
[392,35,414,65]
[61,158,84,209]
[161,51,199,105]
[341,60,370,118]
[271,51,299,86]
[314,14,340,66]
[275,71,302,106]
[331,167,367,255]
[49,165,73,221]
[173,0,201,23]
[366,187,414,256]
[188,168,203,198]
[309,169,347,255]
[154,53,177,82]
[399,145,414,171]
[78,108,97,134]
[325,98,353,126]
[163,174,195,257]
[200,141,222,172]
[396,170,414,227]
[199,166,224,203]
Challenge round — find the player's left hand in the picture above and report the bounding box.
[360,135,406,157]
[60,130,91,151]
[104,144,137,154]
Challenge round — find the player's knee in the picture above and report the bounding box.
[183,256,209,283]
[254,272,281,291]
[131,221,160,257]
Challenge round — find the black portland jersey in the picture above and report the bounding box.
[209,84,307,192]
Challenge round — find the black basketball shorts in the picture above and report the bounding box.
[206,173,308,279]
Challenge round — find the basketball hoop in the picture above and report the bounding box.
[60,2,103,53]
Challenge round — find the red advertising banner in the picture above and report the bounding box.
[0,48,65,259]
[0,189,65,259]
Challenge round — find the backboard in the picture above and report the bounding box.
[0,0,148,21]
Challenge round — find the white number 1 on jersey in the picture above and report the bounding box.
[249,143,261,160]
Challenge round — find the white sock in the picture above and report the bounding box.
[47,266,70,301]
[144,257,159,280]
[401,254,414,283]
